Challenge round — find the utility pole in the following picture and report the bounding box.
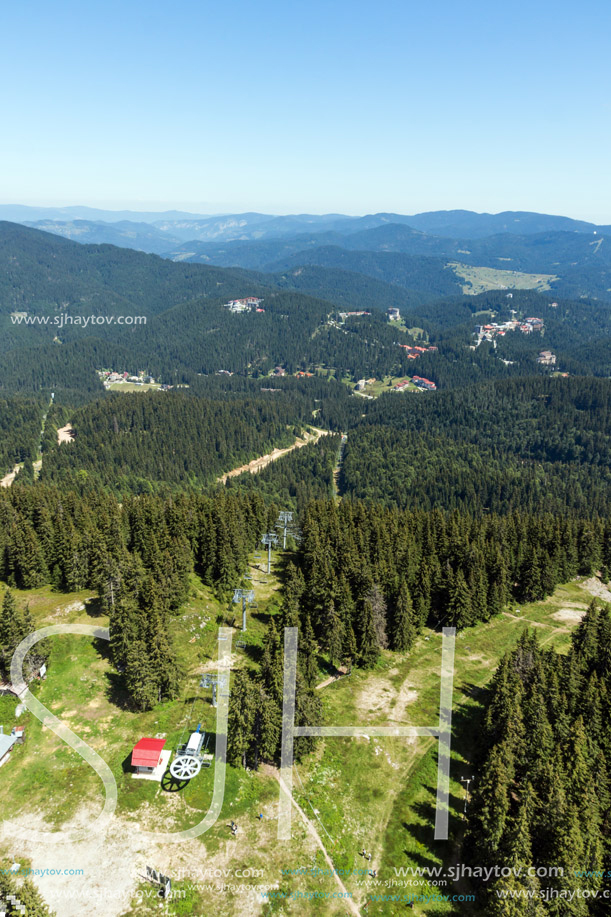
[277,511,293,549]
[460,775,475,816]
[261,533,278,574]
[233,588,255,632]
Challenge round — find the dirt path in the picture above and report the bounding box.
[316,668,349,691]
[217,428,329,483]
[273,769,362,917]
[333,434,347,500]
[57,423,75,444]
[0,464,21,488]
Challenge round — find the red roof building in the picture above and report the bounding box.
[131,738,166,770]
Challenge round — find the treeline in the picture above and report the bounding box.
[340,376,611,516]
[293,501,611,663]
[224,433,342,512]
[466,611,611,913]
[0,483,277,708]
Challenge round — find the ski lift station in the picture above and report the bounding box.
[131,737,171,781]
[169,725,213,780]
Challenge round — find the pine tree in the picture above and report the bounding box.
[358,598,380,668]
[0,589,33,678]
[488,783,546,916]
[227,669,257,768]
[294,670,322,760]
[322,600,344,666]
[548,805,589,917]
[261,618,284,704]
[252,689,281,765]
[447,570,474,629]
[364,584,388,650]
[469,742,514,857]
[520,549,544,603]
[298,614,319,690]
[392,582,417,652]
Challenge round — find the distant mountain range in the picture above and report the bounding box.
[4,205,608,247]
[4,205,607,301]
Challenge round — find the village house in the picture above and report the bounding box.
[224,297,264,313]
[398,344,438,359]
[412,375,437,390]
[474,317,542,341]
[537,350,557,366]
[387,308,401,321]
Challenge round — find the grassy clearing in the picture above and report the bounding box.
[450,262,558,295]
[359,376,420,397]
[107,382,161,392]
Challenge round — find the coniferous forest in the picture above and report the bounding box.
[3,219,611,914]
[467,610,611,915]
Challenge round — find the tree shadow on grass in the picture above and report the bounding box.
[104,669,132,709]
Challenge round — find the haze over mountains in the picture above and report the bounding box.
[5,205,608,302]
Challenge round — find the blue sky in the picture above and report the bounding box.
[1,0,610,220]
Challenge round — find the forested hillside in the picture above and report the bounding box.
[0,221,254,319]
[467,613,611,913]
[224,432,342,511]
[269,246,466,297]
[340,376,611,516]
[291,499,610,660]
[2,223,611,405]
[40,392,312,494]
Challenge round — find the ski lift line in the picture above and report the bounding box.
[177,688,209,749]
[292,763,334,845]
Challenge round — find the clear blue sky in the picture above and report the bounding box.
[1,0,610,220]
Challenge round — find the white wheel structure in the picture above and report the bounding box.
[170,754,202,780]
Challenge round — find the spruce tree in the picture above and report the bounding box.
[392,582,417,652]
[447,570,474,629]
[358,598,380,668]
[227,669,257,768]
